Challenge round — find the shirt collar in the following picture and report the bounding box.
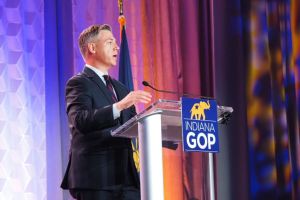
[85,64,107,83]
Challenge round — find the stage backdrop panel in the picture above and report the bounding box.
[0,0,46,199]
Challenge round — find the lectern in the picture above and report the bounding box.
[111,99,233,200]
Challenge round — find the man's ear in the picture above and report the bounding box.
[87,43,96,54]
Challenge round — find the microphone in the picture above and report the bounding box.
[142,80,213,99]
[142,81,178,94]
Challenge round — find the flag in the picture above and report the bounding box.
[118,24,133,91]
[118,14,140,172]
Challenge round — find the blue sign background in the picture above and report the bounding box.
[181,97,219,152]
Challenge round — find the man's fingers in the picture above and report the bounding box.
[136,90,152,98]
[135,91,152,103]
[118,90,152,110]
[137,98,151,104]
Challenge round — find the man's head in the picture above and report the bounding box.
[78,24,119,69]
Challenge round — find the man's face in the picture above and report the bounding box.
[92,30,119,68]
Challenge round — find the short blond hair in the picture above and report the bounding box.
[78,24,112,57]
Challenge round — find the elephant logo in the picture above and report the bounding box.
[190,100,210,120]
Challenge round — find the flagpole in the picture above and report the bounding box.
[117,0,140,175]
[118,0,125,39]
[117,1,165,199]
[118,0,123,15]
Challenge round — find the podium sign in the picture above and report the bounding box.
[181,97,219,152]
[111,99,233,200]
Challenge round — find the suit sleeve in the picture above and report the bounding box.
[66,77,118,133]
[129,104,137,118]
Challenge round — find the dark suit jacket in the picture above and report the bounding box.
[61,67,139,190]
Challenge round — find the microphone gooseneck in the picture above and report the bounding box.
[142,81,178,94]
[142,80,213,99]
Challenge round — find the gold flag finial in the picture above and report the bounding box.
[118,0,123,15]
[118,0,126,38]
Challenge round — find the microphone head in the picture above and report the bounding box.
[142,81,149,86]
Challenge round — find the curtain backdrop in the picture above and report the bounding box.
[214,0,300,200]
[139,1,215,199]
[246,1,300,199]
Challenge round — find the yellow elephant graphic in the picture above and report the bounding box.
[190,100,210,120]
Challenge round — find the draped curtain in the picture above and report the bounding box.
[246,0,300,199]
[214,0,300,200]
[139,1,215,200]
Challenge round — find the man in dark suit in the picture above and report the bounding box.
[61,24,152,200]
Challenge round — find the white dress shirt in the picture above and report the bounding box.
[85,65,121,119]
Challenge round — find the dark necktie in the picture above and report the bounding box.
[103,75,118,102]
[104,75,140,172]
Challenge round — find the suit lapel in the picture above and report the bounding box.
[83,67,115,103]
[111,79,126,101]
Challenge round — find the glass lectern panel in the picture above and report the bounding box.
[111,99,232,200]
[111,99,232,141]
